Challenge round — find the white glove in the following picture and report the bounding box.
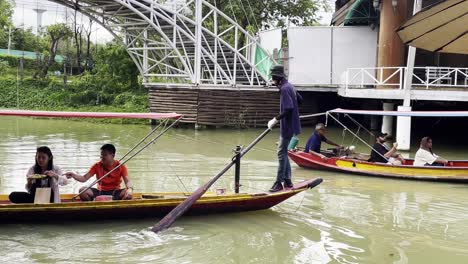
[267,118,278,129]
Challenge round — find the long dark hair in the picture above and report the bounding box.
[34,146,54,174]
[420,137,433,155]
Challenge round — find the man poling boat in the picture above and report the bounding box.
[289,108,468,183]
[0,109,323,227]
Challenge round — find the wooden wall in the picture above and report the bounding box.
[149,87,318,128]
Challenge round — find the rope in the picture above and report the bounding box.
[227,0,239,23]
[340,128,346,146]
[350,126,361,145]
[345,114,376,137]
[120,118,169,161]
[236,0,251,29]
[293,191,307,213]
[245,0,260,30]
[327,112,389,162]
[163,156,190,193]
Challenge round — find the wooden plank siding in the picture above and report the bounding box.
[149,87,318,128]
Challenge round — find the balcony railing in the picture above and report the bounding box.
[344,67,468,90]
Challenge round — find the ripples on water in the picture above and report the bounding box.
[1,117,468,263]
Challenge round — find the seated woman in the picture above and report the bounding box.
[414,137,448,166]
[9,146,68,203]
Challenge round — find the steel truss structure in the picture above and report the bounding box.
[50,0,275,86]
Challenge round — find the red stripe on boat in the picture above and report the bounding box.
[0,110,182,119]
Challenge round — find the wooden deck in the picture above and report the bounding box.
[149,86,320,127]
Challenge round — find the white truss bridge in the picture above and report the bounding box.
[50,0,274,87]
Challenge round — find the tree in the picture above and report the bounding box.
[71,10,84,73]
[12,27,41,52]
[0,0,14,48]
[83,18,95,71]
[210,0,329,48]
[95,42,140,88]
[35,24,72,79]
[213,0,328,31]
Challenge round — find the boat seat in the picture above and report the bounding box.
[141,194,165,199]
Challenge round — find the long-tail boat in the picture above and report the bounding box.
[0,178,322,223]
[290,108,468,183]
[0,109,323,224]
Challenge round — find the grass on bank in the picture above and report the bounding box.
[0,74,151,125]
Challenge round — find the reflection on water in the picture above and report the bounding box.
[1,116,468,263]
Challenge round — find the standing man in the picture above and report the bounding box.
[267,65,301,192]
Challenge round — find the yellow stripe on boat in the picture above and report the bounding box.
[335,160,468,178]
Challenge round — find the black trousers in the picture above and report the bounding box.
[9,192,34,203]
[10,178,55,203]
[9,189,54,203]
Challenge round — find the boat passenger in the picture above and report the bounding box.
[9,146,68,203]
[414,137,448,166]
[369,132,405,165]
[304,123,342,160]
[267,65,302,192]
[65,144,133,201]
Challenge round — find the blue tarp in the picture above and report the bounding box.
[0,48,65,63]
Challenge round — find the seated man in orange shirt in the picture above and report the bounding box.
[65,144,133,201]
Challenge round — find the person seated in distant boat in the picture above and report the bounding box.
[414,137,448,166]
[304,123,342,160]
[9,146,68,204]
[369,133,405,165]
[65,144,133,201]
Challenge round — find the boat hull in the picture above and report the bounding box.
[289,151,468,182]
[0,178,322,223]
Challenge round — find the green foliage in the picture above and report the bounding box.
[35,24,73,78]
[0,0,13,28]
[0,0,14,48]
[213,0,329,31]
[0,77,149,123]
[43,24,73,42]
[12,27,43,52]
[0,59,9,73]
[94,42,140,87]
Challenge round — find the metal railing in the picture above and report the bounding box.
[344,67,468,90]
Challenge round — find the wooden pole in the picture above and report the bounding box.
[152,127,272,233]
[234,145,241,193]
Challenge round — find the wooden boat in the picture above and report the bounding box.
[0,110,324,229]
[0,178,322,223]
[289,150,468,182]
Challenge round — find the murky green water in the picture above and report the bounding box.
[1,117,468,263]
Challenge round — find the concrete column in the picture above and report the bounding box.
[377,0,409,84]
[402,0,422,105]
[396,105,412,150]
[381,102,394,135]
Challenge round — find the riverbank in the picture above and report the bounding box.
[0,76,150,124]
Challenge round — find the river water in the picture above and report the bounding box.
[0,116,467,264]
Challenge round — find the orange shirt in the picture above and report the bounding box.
[88,160,128,191]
